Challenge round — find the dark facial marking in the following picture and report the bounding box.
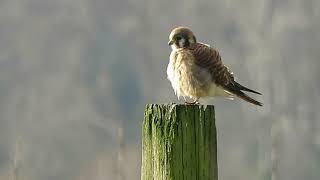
[175,33,190,48]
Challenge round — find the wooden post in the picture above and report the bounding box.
[141,104,217,180]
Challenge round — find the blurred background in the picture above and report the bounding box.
[0,0,319,179]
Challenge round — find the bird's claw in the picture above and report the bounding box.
[184,100,200,105]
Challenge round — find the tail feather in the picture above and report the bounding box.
[222,81,263,106]
[234,81,262,95]
[234,91,263,106]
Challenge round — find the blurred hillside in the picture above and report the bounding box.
[0,0,320,180]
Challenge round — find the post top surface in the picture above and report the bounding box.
[145,103,215,110]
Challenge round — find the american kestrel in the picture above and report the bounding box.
[167,27,262,106]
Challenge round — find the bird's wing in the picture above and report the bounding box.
[189,43,263,106]
[189,43,234,86]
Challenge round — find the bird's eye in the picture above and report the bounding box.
[176,36,182,40]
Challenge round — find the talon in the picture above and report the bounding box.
[184,101,195,105]
[184,99,200,105]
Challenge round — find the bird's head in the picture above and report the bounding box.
[168,27,197,49]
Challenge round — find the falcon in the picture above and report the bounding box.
[167,27,262,106]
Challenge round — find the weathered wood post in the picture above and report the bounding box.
[141,104,217,180]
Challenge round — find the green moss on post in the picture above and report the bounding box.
[141,104,217,180]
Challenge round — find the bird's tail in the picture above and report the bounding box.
[223,81,263,106]
[234,90,263,106]
[234,81,262,95]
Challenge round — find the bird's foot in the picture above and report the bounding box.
[184,99,200,105]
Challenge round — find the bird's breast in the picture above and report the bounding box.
[167,50,212,98]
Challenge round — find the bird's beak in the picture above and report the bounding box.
[168,40,173,46]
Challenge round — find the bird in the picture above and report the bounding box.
[167,27,262,106]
